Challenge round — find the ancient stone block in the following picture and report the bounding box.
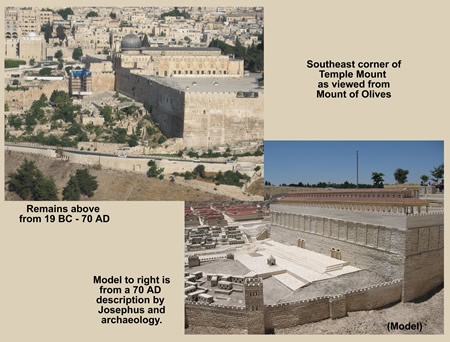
[356,224,367,245]
[330,220,339,238]
[418,228,430,252]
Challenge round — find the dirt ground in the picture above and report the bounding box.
[4,151,234,201]
[185,287,444,335]
[246,177,264,197]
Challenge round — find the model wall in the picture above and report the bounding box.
[403,249,443,301]
[270,210,407,279]
[270,207,444,302]
[185,303,247,330]
[185,280,403,332]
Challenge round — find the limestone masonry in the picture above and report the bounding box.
[112,37,263,149]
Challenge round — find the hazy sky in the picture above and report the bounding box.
[264,141,444,185]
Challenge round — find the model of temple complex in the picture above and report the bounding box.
[184,190,444,333]
[271,188,443,302]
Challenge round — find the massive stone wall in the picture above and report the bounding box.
[403,221,444,301]
[5,80,68,110]
[270,205,444,302]
[270,210,407,279]
[265,297,330,329]
[343,279,402,312]
[115,69,185,139]
[185,303,247,330]
[114,68,264,149]
[184,91,264,149]
[185,280,403,332]
[91,73,115,92]
[403,249,443,301]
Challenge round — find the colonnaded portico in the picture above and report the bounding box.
[270,188,444,302]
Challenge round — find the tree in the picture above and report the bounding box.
[50,90,71,107]
[75,169,98,197]
[394,168,409,184]
[110,12,117,19]
[39,67,52,76]
[158,135,167,144]
[141,34,150,47]
[420,175,429,185]
[56,25,66,41]
[8,159,58,200]
[147,160,164,178]
[65,66,73,76]
[33,176,59,200]
[99,105,113,123]
[57,59,64,70]
[209,37,263,72]
[234,38,246,59]
[193,164,206,178]
[50,90,79,123]
[371,172,384,188]
[29,58,35,66]
[8,159,41,199]
[72,47,83,61]
[86,11,99,18]
[54,50,63,59]
[430,164,444,184]
[62,176,81,200]
[128,134,139,147]
[41,23,53,42]
[57,8,74,20]
[161,8,190,19]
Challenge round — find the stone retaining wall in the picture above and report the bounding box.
[185,280,403,332]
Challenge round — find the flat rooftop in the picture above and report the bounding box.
[122,47,222,52]
[144,73,263,93]
[235,240,359,290]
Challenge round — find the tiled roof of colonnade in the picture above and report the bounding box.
[279,196,428,206]
[280,188,429,207]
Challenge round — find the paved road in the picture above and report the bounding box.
[5,143,227,164]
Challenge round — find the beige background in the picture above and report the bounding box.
[1,0,449,340]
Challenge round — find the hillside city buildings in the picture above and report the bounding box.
[5,6,263,150]
[4,7,264,200]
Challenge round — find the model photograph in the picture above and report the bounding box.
[185,141,443,334]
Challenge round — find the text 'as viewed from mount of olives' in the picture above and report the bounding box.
[307,60,403,99]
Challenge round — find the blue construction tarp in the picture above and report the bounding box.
[72,68,92,78]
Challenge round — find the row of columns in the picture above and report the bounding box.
[282,201,429,214]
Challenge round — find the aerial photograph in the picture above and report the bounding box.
[184,141,444,334]
[4,6,264,201]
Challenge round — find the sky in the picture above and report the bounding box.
[264,141,444,185]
